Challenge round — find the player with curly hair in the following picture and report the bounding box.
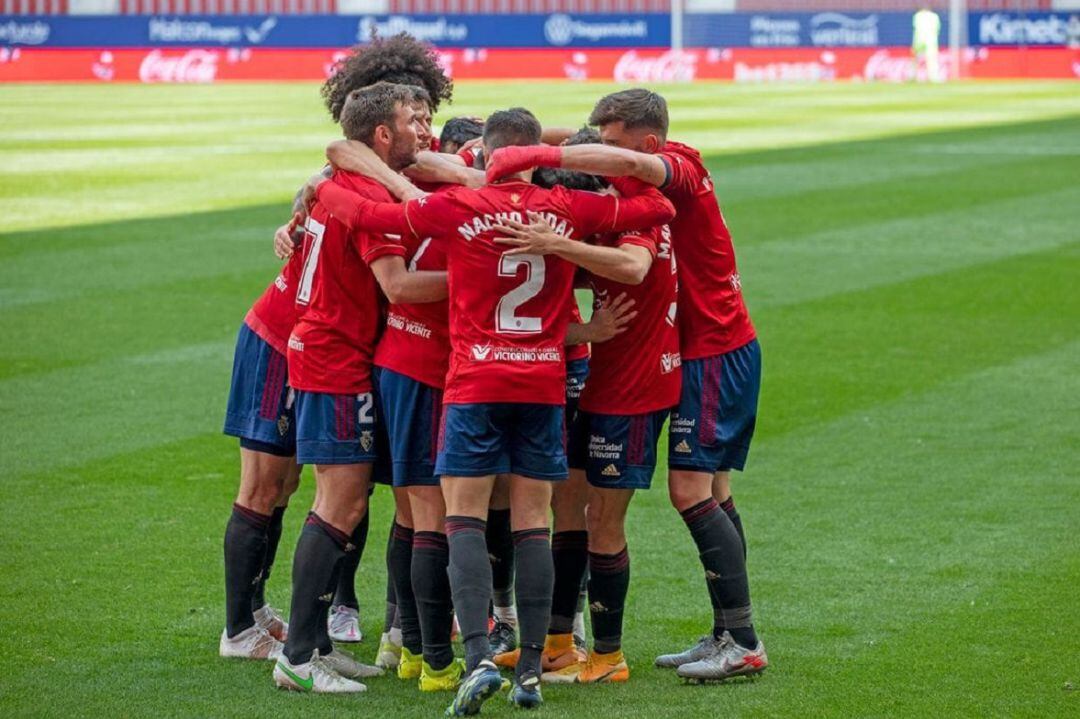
[321,33,454,124]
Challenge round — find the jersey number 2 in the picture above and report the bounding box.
[496,254,544,334]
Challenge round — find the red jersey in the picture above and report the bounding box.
[373,232,451,389]
[245,251,302,356]
[658,141,756,360]
[566,304,590,362]
[314,177,675,405]
[288,172,405,394]
[579,226,681,415]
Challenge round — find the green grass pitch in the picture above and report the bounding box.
[1,81,1078,718]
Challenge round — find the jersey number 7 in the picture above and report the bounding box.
[296,216,326,306]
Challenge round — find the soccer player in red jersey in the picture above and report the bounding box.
[252,33,456,655]
[487,132,678,684]
[272,83,448,694]
[305,107,674,712]
[485,88,768,681]
[494,211,678,684]
[220,213,305,661]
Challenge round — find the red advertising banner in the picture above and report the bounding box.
[1,46,1076,83]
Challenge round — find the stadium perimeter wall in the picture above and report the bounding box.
[1,11,1077,81]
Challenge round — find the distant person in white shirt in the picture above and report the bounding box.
[912,6,943,82]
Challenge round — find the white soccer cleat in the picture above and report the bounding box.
[324,646,385,680]
[273,650,367,693]
[375,629,402,669]
[654,635,724,668]
[219,625,283,661]
[328,604,363,643]
[676,632,768,681]
[254,603,288,642]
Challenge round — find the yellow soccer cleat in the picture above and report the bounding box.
[419,657,465,692]
[576,650,630,684]
[397,646,422,680]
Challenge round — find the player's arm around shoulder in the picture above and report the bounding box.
[405,151,485,189]
[492,210,653,286]
[369,254,448,304]
[559,144,669,187]
[327,139,427,201]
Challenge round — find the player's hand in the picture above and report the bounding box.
[274,211,303,260]
[485,145,561,183]
[328,139,381,176]
[589,292,637,342]
[459,136,484,156]
[299,173,327,213]
[492,211,565,256]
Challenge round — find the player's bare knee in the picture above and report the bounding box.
[712,471,732,503]
[551,476,588,531]
[235,476,282,515]
[278,464,302,502]
[668,470,712,512]
[586,511,626,555]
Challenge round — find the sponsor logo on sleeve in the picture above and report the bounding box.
[471,344,492,361]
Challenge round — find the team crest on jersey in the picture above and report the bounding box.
[277,415,290,436]
[471,344,493,361]
[359,430,373,452]
[510,193,521,204]
[729,273,742,292]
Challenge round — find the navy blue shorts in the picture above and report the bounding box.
[376,367,443,487]
[668,339,761,473]
[223,323,295,457]
[569,408,670,490]
[295,389,381,466]
[436,403,567,481]
[564,357,589,463]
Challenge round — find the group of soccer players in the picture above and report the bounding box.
[219,32,767,714]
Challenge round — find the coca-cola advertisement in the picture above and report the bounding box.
[613,50,699,83]
[139,50,220,84]
[0,46,1076,83]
